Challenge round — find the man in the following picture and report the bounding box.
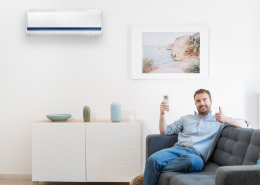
[130,89,250,185]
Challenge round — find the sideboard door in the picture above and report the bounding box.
[86,123,141,182]
[32,123,86,182]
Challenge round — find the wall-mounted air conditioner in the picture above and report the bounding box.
[25,10,102,36]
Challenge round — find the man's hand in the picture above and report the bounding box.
[215,106,227,123]
[160,101,169,115]
[215,106,248,128]
[159,101,168,134]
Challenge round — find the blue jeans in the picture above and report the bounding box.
[143,146,204,185]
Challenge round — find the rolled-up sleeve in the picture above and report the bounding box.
[245,120,251,128]
[163,117,184,135]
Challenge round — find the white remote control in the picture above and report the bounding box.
[163,94,169,112]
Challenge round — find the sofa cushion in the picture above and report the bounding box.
[210,127,254,166]
[169,172,216,185]
[203,161,220,172]
[158,172,186,185]
[158,161,219,185]
[243,129,260,165]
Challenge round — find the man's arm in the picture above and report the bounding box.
[159,114,168,135]
[215,106,248,128]
[224,117,247,128]
[159,101,183,135]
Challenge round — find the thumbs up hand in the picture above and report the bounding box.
[215,106,227,123]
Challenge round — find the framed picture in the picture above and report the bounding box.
[131,26,208,79]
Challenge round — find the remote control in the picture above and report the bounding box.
[163,94,169,112]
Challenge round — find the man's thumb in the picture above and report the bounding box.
[219,106,222,113]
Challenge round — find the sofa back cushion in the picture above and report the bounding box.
[210,126,254,166]
[243,129,260,165]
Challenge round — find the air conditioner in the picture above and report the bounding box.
[25,10,102,36]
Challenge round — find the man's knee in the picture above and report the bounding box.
[185,154,203,171]
[146,154,162,171]
[146,154,159,165]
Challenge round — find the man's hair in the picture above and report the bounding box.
[194,89,212,100]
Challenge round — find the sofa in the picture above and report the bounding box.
[146,126,260,185]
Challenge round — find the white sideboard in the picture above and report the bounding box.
[32,120,142,183]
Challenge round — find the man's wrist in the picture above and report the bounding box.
[225,117,230,124]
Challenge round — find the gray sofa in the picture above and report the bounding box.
[146,126,260,185]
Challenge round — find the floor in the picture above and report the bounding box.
[0,181,129,185]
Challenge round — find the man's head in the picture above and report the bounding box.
[194,89,212,116]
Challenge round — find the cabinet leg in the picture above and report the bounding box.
[33,181,39,185]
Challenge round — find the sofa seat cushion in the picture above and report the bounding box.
[203,161,220,172]
[169,172,216,185]
[158,161,219,185]
[158,172,186,185]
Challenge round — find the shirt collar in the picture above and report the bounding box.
[194,111,212,119]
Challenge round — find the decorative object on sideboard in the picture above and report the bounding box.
[129,111,137,122]
[111,102,121,122]
[131,25,208,79]
[83,105,91,122]
[46,114,71,122]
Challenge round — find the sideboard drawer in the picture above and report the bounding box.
[86,123,141,182]
[32,123,86,182]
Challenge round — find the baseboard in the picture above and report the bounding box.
[0,174,32,181]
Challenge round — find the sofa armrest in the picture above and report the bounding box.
[146,134,178,161]
[215,165,260,185]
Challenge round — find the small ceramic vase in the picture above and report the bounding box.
[111,102,121,122]
[83,105,91,122]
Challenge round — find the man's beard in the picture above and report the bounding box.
[197,105,211,115]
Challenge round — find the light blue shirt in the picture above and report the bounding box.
[163,111,251,162]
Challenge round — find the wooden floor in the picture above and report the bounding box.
[0,181,129,185]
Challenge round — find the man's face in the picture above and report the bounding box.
[195,93,212,115]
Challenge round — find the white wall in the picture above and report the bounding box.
[0,0,260,174]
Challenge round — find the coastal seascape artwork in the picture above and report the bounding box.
[131,26,208,79]
[142,32,200,73]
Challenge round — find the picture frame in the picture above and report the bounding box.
[131,25,208,80]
